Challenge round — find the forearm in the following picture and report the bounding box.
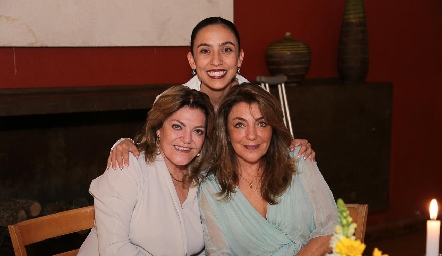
[296,235,332,256]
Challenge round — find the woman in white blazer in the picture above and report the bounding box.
[78,85,215,255]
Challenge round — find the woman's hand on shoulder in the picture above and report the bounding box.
[107,138,139,170]
[289,138,315,162]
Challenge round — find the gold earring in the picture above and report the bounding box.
[156,135,161,155]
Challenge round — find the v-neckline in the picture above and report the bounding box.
[236,186,269,220]
[157,154,194,208]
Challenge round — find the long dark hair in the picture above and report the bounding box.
[135,85,215,187]
[190,17,241,55]
[207,83,297,204]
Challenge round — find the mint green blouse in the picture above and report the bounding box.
[199,149,338,255]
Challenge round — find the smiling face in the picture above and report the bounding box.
[156,106,207,171]
[187,24,244,92]
[227,102,272,167]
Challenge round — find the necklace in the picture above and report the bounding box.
[169,172,183,183]
[238,173,254,189]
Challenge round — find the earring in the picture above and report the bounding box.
[237,67,241,74]
[196,151,201,157]
[156,135,161,155]
[192,69,197,76]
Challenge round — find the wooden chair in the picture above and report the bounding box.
[346,204,368,243]
[8,205,94,256]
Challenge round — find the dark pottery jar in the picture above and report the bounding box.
[337,0,369,84]
[265,32,311,85]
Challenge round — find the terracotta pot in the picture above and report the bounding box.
[265,32,311,85]
[337,0,369,84]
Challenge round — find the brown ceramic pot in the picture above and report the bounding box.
[265,32,311,84]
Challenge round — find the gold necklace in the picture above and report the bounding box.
[238,173,254,189]
[169,172,183,183]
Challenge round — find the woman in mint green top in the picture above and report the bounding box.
[199,83,338,255]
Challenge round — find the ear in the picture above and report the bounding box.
[187,52,196,70]
[237,49,245,68]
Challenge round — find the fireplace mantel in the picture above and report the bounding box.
[0,84,170,116]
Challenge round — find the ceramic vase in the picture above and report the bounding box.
[337,0,369,84]
[265,32,311,85]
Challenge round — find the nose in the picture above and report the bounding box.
[181,131,192,144]
[211,52,222,66]
[245,126,257,141]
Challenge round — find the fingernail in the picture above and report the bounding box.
[125,164,128,167]
[112,167,116,170]
[303,156,307,160]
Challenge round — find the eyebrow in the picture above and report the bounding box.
[231,116,265,122]
[170,119,206,129]
[196,41,236,49]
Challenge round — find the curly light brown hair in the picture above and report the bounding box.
[207,83,297,204]
[135,85,215,187]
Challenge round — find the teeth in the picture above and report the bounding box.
[175,145,191,151]
[208,71,226,76]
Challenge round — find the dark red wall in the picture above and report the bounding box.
[1,0,441,226]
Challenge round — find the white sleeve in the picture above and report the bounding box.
[90,154,152,255]
[110,138,135,151]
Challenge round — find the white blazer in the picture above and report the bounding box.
[78,153,204,256]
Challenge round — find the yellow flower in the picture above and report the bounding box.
[328,199,388,256]
[334,237,366,256]
[372,248,388,256]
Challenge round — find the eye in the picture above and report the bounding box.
[222,47,234,53]
[199,48,210,54]
[172,124,182,130]
[258,121,268,127]
[233,122,245,128]
[194,129,205,136]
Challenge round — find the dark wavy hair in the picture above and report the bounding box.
[135,85,215,187]
[207,83,297,204]
[190,16,241,55]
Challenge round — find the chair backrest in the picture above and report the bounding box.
[345,204,368,243]
[8,205,94,256]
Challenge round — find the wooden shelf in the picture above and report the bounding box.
[0,84,170,116]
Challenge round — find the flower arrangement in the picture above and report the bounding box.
[327,198,389,256]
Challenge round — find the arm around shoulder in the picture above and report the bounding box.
[107,138,139,170]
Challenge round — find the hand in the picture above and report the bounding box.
[106,138,139,170]
[289,139,315,162]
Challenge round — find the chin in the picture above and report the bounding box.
[171,158,196,166]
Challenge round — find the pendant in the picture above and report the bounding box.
[248,182,253,189]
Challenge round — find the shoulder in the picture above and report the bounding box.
[288,147,319,175]
[183,75,201,90]
[91,153,147,191]
[236,74,249,83]
[199,174,221,193]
